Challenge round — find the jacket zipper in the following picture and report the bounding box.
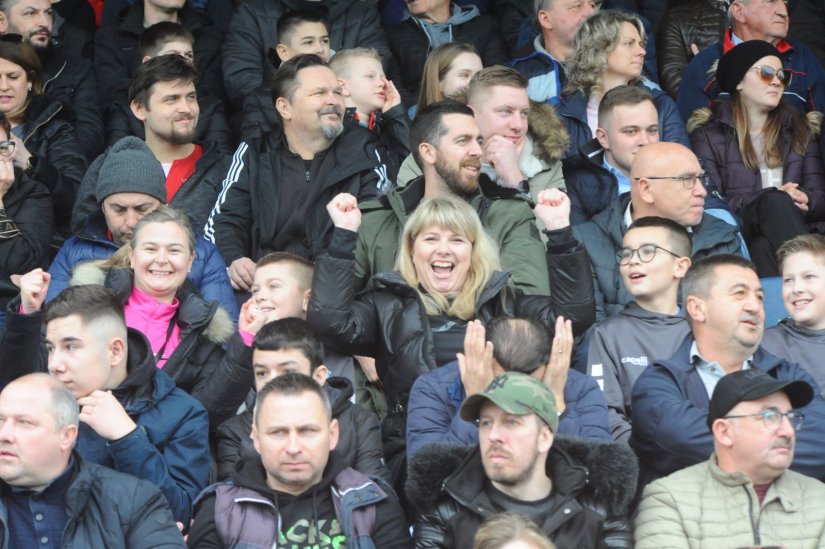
[24,103,62,144]
[43,60,67,94]
[744,486,761,545]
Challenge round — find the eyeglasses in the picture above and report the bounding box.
[750,65,792,87]
[616,243,682,265]
[0,140,15,157]
[724,407,804,431]
[634,173,710,189]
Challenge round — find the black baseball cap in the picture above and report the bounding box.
[707,369,814,429]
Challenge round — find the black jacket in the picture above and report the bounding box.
[407,438,637,549]
[656,0,726,98]
[70,265,251,427]
[0,454,186,548]
[203,124,386,263]
[94,2,224,114]
[343,104,409,185]
[17,94,87,238]
[40,40,104,160]
[216,376,389,482]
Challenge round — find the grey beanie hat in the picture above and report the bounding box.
[95,136,168,204]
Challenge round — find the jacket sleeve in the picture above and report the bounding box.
[676,56,712,121]
[497,203,551,296]
[94,28,131,111]
[220,3,267,105]
[514,227,596,337]
[656,94,690,148]
[0,305,47,388]
[215,418,243,481]
[198,100,233,156]
[798,134,825,222]
[587,325,632,442]
[189,332,253,428]
[351,405,392,482]
[406,371,478,457]
[104,101,134,147]
[192,238,240,321]
[124,479,188,548]
[71,152,104,233]
[70,66,105,161]
[107,401,210,524]
[186,492,222,549]
[367,491,413,548]
[690,123,750,212]
[192,27,225,107]
[203,141,252,265]
[629,363,714,475]
[633,479,691,549]
[478,18,509,67]
[0,178,52,276]
[413,503,453,549]
[558,369,611,441]
[45,243,73,303]
[656,12,691,98]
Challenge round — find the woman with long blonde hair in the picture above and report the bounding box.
[414,43,483,117]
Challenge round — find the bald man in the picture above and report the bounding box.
[573,142,746,319]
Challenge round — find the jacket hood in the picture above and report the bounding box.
[775,317,825,341]
[232,447,350,500]
[69,264,234,345]
[113,328,179,410]
[620,301,687,324]
[526,100,569,165]
[687,100,823,135]
[325,376,355,416]
[406,436,638,517]
[405,3,480,24]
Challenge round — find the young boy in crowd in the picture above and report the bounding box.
[762,234,825,393]
[215,317,389,482]
[329,48,410,183]
[587,216,692,442]
[273,9,332,63]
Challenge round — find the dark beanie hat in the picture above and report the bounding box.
[95,136,168,204]
[716,40,781,94]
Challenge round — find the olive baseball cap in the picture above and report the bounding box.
[460,372,559,432]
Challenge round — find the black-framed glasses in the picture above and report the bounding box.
[724,407,804,431]
[750,65,792,87]
[634,173,710,189]
[0,140,15,157]
[616,244,682,265]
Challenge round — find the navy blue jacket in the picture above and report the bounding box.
[630,335,825,481]
[47,211,239,321]
[677,31,825,121]
[557,83,689,158]
[406,361,611,458]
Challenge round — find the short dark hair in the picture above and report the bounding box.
[597,85,654,126]
[626,216,692,258]
[139,21,195,59]
[129,54,198,107]
[682,254,756,300]
[0,41,41,94]
[256,252,314,289]
[253,318,325,372]
[255,372,331,424]
[487,317,552,374]
[277,9,329,45]
[44,285,126,328]
[270,54,328,111]
[410,100,474,168]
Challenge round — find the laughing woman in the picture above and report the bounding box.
[689,40,825,277]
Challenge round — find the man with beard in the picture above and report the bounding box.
[630,254,825,486]
[0,0,103,160]
[354,100,551,295]
[205,54,388,293]
[635,369,825,548]
[407,371,636,547]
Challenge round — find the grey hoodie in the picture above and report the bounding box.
[762,318,825,396]
[587,301,690,442]
[410,4,480,48]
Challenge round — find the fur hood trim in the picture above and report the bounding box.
[70,263,234,345]
[406,436,638,516]
[686,107,714,133]
[528,100,570,164]
[687,102,823,136]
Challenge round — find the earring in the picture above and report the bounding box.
[26,84,31,92]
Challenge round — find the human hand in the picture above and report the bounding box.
[355,355,379,383]
[690,43,700,56]
[534,188,571,230]
[8,133,31,172]
[484,135,524,188]
[542,316,572,414]
[77,390,138,441]
[239,298,266,335]
[457,320,495,397]
[382,77,402,112]
[0,157,13,200]
[228,257,256,291]
[780,182,809,212]
[10,268,50,314]
[326,193,362,232]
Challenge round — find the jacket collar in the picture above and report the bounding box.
[708,453,802,513]
[724,29,793,54]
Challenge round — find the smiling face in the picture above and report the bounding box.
[132,79,199,146]
[0,56,28,117]
[278,65,344,142]
[129,221,195,304]
[439,52,482,99]
[781,251,825,330]
[423,113,483,197]
[340,55,386,116]
[597,100,659,176]
[604,22,646,84]
[251,390,339,495]
[251,262,311,322]
[1,0,53,51]
[411,224,473,297]
[471,84,530,150]
[737,55,784,112]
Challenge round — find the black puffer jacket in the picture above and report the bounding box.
[216,376,390,482]
[656,0,727,98]
[70,264,251,427]
[40,40,104,160]
[17,95,87,238]
[406,438,637,549]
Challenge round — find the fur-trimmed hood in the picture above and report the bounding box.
[406,436,638,517]
[70,263,234,345]
[687,100,823,135]
[527,100,570,165]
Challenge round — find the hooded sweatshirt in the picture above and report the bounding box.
[587,301,691,442]
[409,4,480,48]
[763,318,825,395]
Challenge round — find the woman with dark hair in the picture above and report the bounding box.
[0,38,87,239]
[689,40,825,276]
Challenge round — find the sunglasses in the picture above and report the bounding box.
[749,65,792,87]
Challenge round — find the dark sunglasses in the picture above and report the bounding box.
[750,65,792,87]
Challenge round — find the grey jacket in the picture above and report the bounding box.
[587,301,690,442]
[762,318,825,396]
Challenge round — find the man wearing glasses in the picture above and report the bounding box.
[635,368,825,548]
[630,253,825,487]
[574,141,746,319]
